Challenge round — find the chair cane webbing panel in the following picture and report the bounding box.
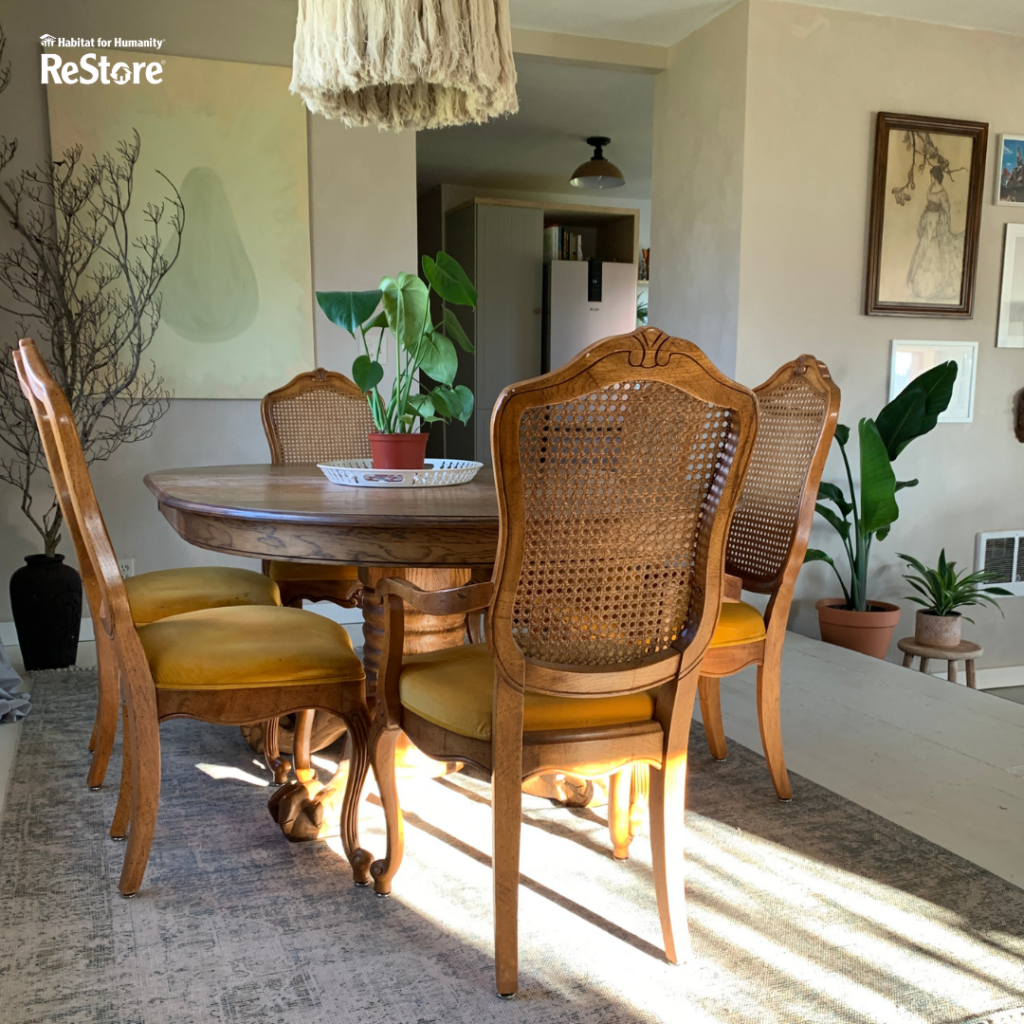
[512,381,738,666]
[268,389,374,463]
[726,376,829,585]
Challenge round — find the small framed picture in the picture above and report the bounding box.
[997,224,1024,347]
[889,340,978,423]
[865,113,988,318]
[995,134,1024,205]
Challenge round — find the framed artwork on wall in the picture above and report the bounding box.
[889,340,978,422]
[865,112,988,319]
[995,134,1024,205]
[47,53,314,399]
[997,224,1024,348]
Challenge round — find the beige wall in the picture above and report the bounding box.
[649,0,749,376]
[0,1,416,626]
[736,1,1024,663]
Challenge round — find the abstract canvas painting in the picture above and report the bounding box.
[865,113,988,319]
[48,53,313,398]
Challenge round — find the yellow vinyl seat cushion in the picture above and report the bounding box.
[138,605,363,690]
[125,566,281,626]
[399,643,656,741]
[709,601,766,648]
[268,560,360,583]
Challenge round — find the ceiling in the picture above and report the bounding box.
[508,0,1024,46]
[416,57,654,199]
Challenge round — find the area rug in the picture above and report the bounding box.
[1,670,1023,1024]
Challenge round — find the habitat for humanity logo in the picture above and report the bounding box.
[40,34,166,85]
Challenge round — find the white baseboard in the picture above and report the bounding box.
[0,601,363,650]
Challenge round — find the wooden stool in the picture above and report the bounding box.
[897,637,983,688]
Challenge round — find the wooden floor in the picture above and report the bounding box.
[2,632,1023,886]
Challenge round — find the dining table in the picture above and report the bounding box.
[143,463,519,839]
[144,462,649,843]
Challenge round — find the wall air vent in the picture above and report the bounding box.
[975,531,1024,596]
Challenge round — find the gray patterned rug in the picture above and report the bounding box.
[1,669,1023,1024]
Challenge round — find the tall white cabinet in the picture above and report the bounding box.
[444,201,544,462]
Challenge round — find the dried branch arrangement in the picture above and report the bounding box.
[0,24,184,555]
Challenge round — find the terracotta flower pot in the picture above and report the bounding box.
[815,598,901,660]
[368,432,429,470]
[914,609,962,648]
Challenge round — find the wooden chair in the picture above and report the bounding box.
[14,340,372,895]
[261,367,374,609]
[366,328,759,996]
[249,369,376,769]
[12,371,282,794]
[698,355,840,799]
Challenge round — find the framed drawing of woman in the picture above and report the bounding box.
[865,112,988,318]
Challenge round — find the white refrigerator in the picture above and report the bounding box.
[544,260,638,372]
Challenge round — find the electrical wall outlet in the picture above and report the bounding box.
[118,558,135,578]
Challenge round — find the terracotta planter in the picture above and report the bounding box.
[815,598,901,660]
[914,609,962,648]
[368,432,429,470]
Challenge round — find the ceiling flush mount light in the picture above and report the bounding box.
[570,137,625,189]
[290,0,519,131]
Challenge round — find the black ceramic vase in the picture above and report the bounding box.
[9,554,82,670]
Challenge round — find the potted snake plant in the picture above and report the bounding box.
[898,549,1010,648]
[317,252,476,469]
[804,361,958,658]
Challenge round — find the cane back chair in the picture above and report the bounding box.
[15,340,372,896]
[261,368,374,608]
[11,361,281,794]
[699,355,840,798]
[366,328,759,996]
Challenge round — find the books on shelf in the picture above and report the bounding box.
[543,225,585,262]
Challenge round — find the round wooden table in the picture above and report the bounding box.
[145,463,501,683]
[145,463,505,839]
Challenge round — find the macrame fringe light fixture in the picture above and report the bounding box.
[290,0,519,131]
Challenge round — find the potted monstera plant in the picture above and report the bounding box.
[317,252,476,469]
[804,361,958,659]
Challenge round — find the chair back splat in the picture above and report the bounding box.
[724,356,840,620]
[488,328,760,699]
[262,367,374,464]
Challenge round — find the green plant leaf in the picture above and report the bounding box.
[422,252,477,307]
[443,307,475,352]
[834,424,850,447]
[417,331,458,385]
[351,355,384,395]
[453,385,474,423]
[876,361,958,460]
[381,272,430,353]
[858,418,899,536]
[818,482,853,517]
[815,502,851,540]
[364,309,388,332]
[804,548,835,566]
[895,479,918,491]
[316,290,382,337]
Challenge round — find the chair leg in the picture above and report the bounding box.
[291,710,317,785]
[117,701,162,897]
[756,659,792,801]
[369,724,404,896]
[87,638,119,789]
[650,674,698,966]
[491,683,525,998]
[608,767,632,860]
[263,717,292,786]
[697,675,729,761]
[339,713,372,886]
[110,702,132,841]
